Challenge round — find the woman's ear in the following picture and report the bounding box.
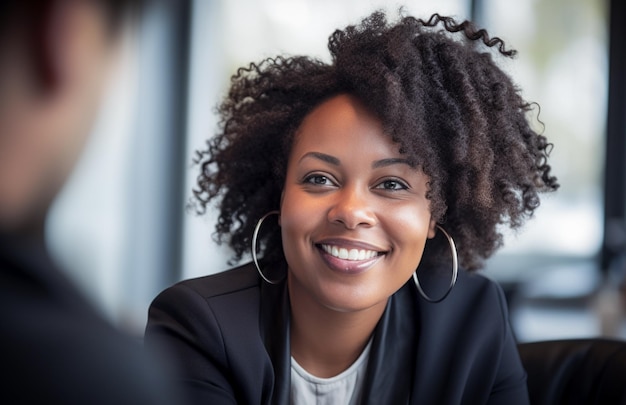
[278,189,285,226]
[427,218,437,239]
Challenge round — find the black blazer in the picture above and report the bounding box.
[145,262,529,404]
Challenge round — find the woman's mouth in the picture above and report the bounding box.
[319,244,380,261]
[316,242,385,274]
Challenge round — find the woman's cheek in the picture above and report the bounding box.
[280,188,315,254]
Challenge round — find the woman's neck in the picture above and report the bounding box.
[288,275,387,378]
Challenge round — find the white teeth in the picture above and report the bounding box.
[321,245,379,261]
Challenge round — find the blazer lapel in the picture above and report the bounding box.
[259,273,291,404]
[361,283,420,404]
[259,272,420,404]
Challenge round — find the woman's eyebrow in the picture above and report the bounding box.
[299,152,340,165]
[372,158,411,168]
[299,153,410,169]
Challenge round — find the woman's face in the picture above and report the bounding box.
[280,94,436,313]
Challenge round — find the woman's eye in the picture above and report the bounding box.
[304,175,333,186]
[376,180,408,190]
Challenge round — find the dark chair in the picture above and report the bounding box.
[518,338,626,405]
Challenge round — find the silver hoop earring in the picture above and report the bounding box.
[413,225,458,303]
[251,210,282,284]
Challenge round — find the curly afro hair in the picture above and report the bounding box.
[193,11,559,271]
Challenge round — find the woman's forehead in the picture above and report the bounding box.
[290,95,398,155]
[288,94,428,170]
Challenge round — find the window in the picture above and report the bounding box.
[478,0,612,341]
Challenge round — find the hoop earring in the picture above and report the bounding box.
[413,225,458,303]
[251,210,282,284]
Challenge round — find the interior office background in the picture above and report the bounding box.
[45,0,625,341]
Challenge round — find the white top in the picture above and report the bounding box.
[290,339,373,405]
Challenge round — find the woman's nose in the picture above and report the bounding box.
[327,186,377,229]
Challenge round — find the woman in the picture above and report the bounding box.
[145,10,558,404]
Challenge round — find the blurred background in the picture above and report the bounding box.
[45,0,626,341]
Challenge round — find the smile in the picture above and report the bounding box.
[316,242,384,274]
[320,244,380,261]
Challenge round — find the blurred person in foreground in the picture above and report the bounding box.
[0,1,182,403]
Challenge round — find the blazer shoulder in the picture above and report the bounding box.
[172,262,261,300]
[457,269,506,299]
[415,268,511,328]
[453,269,513,330]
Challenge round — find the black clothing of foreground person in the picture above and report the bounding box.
[0,1,183,403]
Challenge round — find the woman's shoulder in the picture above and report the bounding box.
[449,269,510,314]
[147,262,267,343]
[458,269,503,293]
[410,267,506,307]
[151,262,261,308]
[459,270,508,304]
[443,269,512,331]
[410,268,511,325]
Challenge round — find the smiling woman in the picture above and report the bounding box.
[282,95,437,378]
[144,9,558,405]
[282,95,434,309]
